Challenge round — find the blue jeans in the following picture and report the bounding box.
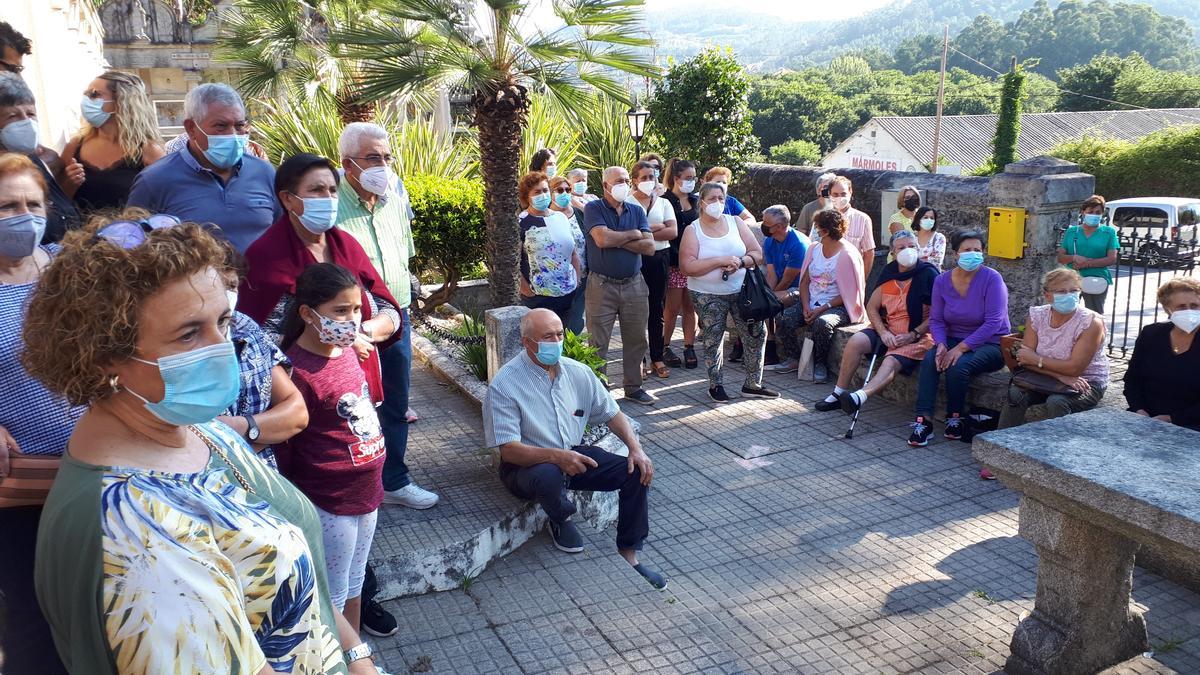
[566,274,587,336]
[380,309,412,491]
[915,338,1004,418]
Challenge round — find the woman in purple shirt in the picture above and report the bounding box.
[908,230,1010,448]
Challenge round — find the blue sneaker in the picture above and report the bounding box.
[547,519,584,553]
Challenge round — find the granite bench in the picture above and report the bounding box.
[826,323,1011,422]
[973,409,1200,675]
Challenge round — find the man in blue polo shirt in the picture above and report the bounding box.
[761,205,813,374]
[583,166,657,406]
[127,83,279,252]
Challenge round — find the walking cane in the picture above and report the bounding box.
[844,348,882,439]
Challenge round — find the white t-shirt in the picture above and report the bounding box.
[638,195,674,252]
[807,244,841,309]
[687,215,746,295]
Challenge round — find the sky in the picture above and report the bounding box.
[642,0,895,22]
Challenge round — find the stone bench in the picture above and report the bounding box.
[972,409,1200,675]
[827,323,1010,421]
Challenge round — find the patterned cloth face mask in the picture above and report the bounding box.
[311,309,361,347]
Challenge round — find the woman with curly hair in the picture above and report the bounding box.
[60,70,165,213]
[23,215,378,674]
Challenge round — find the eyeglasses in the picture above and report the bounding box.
[96,214,182,248]
[552,186,571,194]
[348,154,394,167]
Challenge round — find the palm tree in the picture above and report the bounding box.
[217,0,389,123]
[334,0,658,307]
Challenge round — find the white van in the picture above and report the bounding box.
[1105,197,1200,266]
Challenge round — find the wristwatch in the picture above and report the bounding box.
[243,414,260,443]
[345,642,373,663]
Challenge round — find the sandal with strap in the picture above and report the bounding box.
[683,345,698,369]
[652,362,671,378]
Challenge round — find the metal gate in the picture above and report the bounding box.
[1103,228,1199,359]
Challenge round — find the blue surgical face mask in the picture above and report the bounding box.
[919,218,935,231]
[1,118,39,154]
[1081,213,1102,227]
[292,195,339,234]
[81,96,112,127]
[554,192,572,208]
[1052,291,1080,314]
[545,166,557,178]
[125,341,240,426]
[535,340,563,366]
[572,181,587,195]
[0,212,47,258]
[531,193,552,211]
[196,126,248,169]
[957,250,984,272]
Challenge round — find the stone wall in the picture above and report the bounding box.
[733,158,1096,328]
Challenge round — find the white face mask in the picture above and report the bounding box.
[1171,309,1200,334]
[832,196,850,211]
[896,247,919,268]
[1,118,39,154]
[609,183,630,202]
[637,180,656,196]
[355,163,395,196]
[680,179,697,193]
[703,201,724,218]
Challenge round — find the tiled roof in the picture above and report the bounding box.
[874,108,1200,171]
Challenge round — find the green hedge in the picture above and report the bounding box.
[407,174,487,310]
[1051,126,1200,199]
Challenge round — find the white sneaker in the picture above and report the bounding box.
[768,357,796,372]
[382,483,440,509]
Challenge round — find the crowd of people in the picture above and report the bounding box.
[2,19,1200,673]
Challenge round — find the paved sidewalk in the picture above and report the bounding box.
[368,338,1200,674]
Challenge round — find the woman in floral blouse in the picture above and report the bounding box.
[23,221,375,674]
[910,206,948,268]
[518,170,582,326]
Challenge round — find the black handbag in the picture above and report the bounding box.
[1010,367,1077,395]
[737,266,784,321]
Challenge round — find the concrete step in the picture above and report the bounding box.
[370,339,625,601]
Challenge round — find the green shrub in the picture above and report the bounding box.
[563,330,606,382]
[407,174,487,311]
[456,342,488,381]
[768,139,822,166]
[1051,127,1200,199]
[648,47,760,174]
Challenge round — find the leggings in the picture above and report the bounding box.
[690,290,766,389]
[777,304,850,365]
[641,250,670,362]
[315,506,379,611]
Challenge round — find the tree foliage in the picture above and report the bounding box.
[768,139,822,166]
[1051,126,1200,198]
[991,64,1026,172]
[407,174,487,311]
[648,47,759,174]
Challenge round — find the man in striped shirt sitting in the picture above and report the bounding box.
[484,308,667,589]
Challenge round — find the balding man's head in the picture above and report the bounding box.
[520,308,565,368]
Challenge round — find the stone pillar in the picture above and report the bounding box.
[986,156,1096,328]
[485,305,529,382]
[1006,495,1148,675]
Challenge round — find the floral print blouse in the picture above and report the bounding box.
[520,211,579,298]
[35,422,348,675]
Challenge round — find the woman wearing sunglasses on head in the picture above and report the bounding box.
[0,152,84,674]
[23,215,379,674]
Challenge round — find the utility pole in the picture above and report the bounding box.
[931,25,949,174]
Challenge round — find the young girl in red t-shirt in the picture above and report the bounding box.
[276,263,388,632]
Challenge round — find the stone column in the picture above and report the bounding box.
[1006,495,1148,675]
[485,305,529,382]
[986,156,1095,327]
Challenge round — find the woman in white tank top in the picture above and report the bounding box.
[679,182,778,403]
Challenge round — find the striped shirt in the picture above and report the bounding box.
[844,207,877,257]
[484,351,619,450]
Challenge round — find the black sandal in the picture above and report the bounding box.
[683,345,698,369]
[663,346,682,368]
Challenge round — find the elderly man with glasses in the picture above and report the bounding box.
[126,83,280,252]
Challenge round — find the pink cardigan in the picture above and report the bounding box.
[797,238,866,323]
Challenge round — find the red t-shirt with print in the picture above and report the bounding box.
[277,345,386,515]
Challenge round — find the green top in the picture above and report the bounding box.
[35,421,347,675]
[1061,224,1120,282]
[336,179,416,308]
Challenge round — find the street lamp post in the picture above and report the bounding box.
[626,105,649,161]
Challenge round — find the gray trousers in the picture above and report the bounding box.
[998,382,1106,429]
[586,271,649,394]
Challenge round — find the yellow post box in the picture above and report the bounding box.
[988,206,1027,259]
